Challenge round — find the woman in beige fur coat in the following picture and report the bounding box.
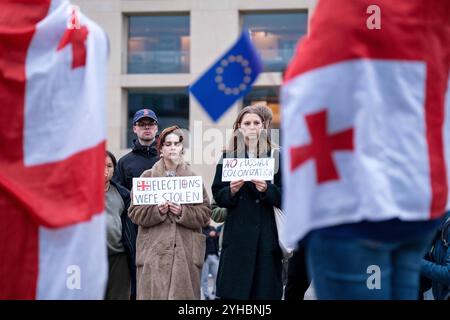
[128,126,211,300]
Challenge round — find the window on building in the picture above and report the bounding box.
[128,15,190,74]
[242,12,308,72]
[127,88,189,148]
[243,86,281,129]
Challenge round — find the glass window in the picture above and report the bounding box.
[242,12,308,72]
[127,88,189,148]
[243,86,281,129]
[128,15,190,74]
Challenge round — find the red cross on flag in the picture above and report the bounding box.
[0,0,108,299]
[281,0,450,248]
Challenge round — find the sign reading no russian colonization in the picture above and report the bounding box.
[132,176,203,205]
[222,158,275,182]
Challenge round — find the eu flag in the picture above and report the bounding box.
[189,30,263,122]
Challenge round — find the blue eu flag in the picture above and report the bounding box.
[190,30,263,122]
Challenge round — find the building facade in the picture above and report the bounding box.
[73,0,317,194]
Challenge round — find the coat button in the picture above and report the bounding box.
[255,199,260,204]
[239,196,243,200]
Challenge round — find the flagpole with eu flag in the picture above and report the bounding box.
[189,29,263,122]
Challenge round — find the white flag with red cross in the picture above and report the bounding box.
[0,0,108,299]
[281,0,450,248]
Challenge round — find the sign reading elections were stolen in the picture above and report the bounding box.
[222,158,275,182]
[132,176,203,205]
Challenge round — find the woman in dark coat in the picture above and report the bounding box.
[212,105,283,300]
[104,151,137,300]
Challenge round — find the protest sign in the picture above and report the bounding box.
[222,158,275,182]
[132,176,203,205]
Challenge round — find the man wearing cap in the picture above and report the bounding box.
[113,109,159,191]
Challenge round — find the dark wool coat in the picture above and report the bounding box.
[128,159,211,300]
[212,149,283,300]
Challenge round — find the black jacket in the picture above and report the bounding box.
[113,139,159,191]
[202,226,219,259]
[110,180,138,300]
[420,211,450,300]
[212,149,283,300]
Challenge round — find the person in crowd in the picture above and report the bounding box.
[112,109,158,299]
[128,126,211,299]
[113,108,159,191]
[284,245,310,300]
[254,104,310,297]
[211,199,227,252]
[211,104,275,253]
[104,150,137,300]
[420,211,450,300]
[212,105,283,300]
[201,221,220,300]
[281,0,447,300]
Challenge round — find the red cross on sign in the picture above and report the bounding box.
[290,109,354,183]
[137,180,152,191]
[57,9,88,69]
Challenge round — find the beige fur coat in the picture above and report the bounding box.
[128,158,211,300]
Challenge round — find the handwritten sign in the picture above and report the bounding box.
[132,176,203,205]
[221,158,275,182]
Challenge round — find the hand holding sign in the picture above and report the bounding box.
[230,179,245,197]
[251,179,267,193]
[158,201,169,215]
[169,202,182,216]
